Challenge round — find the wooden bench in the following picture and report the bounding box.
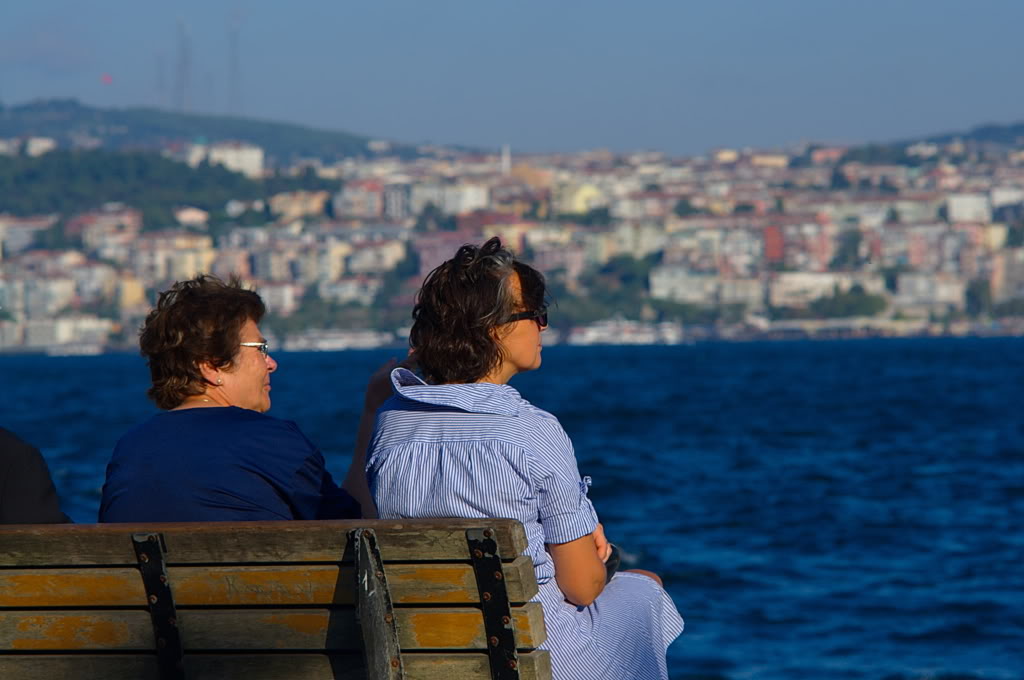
[0,519,551,680]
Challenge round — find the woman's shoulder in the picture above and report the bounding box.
[214,407,298,428]
[515,398,559,424]
[507,398,576,457]
[508,395,567,439]
[0,426,45,472]
[215,408,312,445]
[120,408,309,447]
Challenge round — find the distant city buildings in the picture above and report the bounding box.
[4,131,1024,352]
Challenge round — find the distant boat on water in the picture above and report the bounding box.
[44,344,105,357]
[566,319,686,346]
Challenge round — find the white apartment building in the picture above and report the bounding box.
[990,186,1024,209]
[719,278,765,311]
[441,184,489,216]
[649,267,719,305]
[186,142,265,179]
[258,282,305,317]
[768,272,885,308]
[209,142,264,179]
[23,315,115,348]
[346,240,406,275]
[383,184,412,220]
[0,320,22,348]
[23,277,75,319]
[409,184,446,215]
[893,272,966,313]
[408,183,488,216]
[946,193,991,223]
[611,222,668,260]
[0,278,25,320]
[317,277,382,306]
[25,136,57,157]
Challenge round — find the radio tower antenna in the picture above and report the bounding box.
[155,53,167,108]
[173,20,192,113]
[227,10,243,116]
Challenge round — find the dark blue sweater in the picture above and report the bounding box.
[100,407,358,522]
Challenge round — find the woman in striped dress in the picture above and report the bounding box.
[366,237,683,680]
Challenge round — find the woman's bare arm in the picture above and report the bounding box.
[341,358,401,518]
[547,530,608,607]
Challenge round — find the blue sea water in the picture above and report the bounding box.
[1,338,1021,679]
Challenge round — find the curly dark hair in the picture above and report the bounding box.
[140,274,266,409]
[410,237,546,384]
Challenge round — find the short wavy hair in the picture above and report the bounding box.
[410,237,546,384]
[140,274,265,410]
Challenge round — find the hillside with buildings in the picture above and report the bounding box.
[3,110,1024,353]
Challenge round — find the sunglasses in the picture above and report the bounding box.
[507,307,549,328]
[239,341,270,357]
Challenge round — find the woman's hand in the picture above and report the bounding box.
[345,353,417,519]
[363,359,397,411]
[363,353,416,412]
[593,523,612,563]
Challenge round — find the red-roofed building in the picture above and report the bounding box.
[334,180,384,219]
[763,225,785,263]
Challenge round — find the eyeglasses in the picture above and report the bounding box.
[507,307,548,329]
[239,341,270,357]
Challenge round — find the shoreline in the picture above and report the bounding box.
[2,327,1023,357]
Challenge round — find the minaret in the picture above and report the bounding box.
[501,144,511,176]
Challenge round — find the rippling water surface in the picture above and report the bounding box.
[1,338,1021,679]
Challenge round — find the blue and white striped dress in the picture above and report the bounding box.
[367,368,684,680]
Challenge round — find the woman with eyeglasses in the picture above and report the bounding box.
[366,238,683,680]
[100,274,387,522]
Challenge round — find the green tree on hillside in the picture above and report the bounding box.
[994,298,1024,317]
[830,229,864,270]
[965,278,992,318]
[1005,223,1024,247]
[541,255,663,326]
[772,284,887,319]
[809,284,887,318]
[674,199,701,217]
[414,203,456,232]
[830,167,851,190]
[0,151,258,221]
[0,150,332,228]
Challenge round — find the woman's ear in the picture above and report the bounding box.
[197,360,221,387]
[491,323,513,341]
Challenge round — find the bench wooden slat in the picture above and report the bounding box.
[0,519,552,678]
[0,519,528,566]
[0,603,547,651]
[0,556,538,607]
[0,651,553,680]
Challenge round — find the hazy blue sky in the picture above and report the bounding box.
[1,0,1022,155]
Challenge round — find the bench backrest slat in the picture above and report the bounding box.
[0,519,528,567]
[0,605,545,651]
[0,519,551,680]
[0,556,539,607]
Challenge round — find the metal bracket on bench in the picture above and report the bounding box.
[352,528,405,680]
[132,532,184,680]
[467,528,520,680]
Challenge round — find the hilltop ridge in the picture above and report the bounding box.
[0,99,423,162]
